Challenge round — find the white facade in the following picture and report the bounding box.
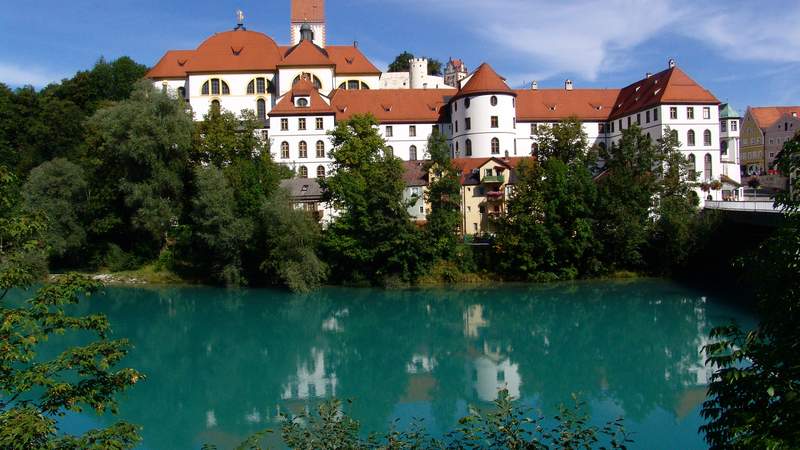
[270,114,336,178]
[187,73,277,120]
[451,93,517,159]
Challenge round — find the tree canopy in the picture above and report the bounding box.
[387,51,443,76]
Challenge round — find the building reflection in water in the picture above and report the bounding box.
[282,348,337,401]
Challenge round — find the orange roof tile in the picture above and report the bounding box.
[326,45,381,75]
[278,39,334,67]
[330,89,453,123]
[515,89,619,121]
[749,106,800,129]
[269,78,335,116]
[146,50,195,79]
[611,67,718,120]
[454,63,514,100]
[185,30,283,73]
[291,0,325,22]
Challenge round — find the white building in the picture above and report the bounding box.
[719,104,743,200]
[147,0,725,204]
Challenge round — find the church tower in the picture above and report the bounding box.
[291,0,326,47]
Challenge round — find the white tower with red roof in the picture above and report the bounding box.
[291,0,326,47]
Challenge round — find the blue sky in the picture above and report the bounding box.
[2,0,799,111]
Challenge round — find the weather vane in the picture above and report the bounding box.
[234,9,246,30]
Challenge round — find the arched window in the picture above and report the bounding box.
[671,129,679,142]
[281,141,289,159]
[256,99,266,121]
[316,140,325,158]
[531,142,539,156]
[721,140,729,155]
[221,81,230,95]
[687,154,696,180]
[299,141,308,158]
[338,80,370,90]
[317,165,326,179]
[687,130,696,146]
[465,97,471,108]
[704,153,712,181]
[490,96,498,106]
[211,99,220,111]
[177,86,186,99]
[465,139,473,156]
[703,129,712,146]
[409,145,417,161]
[247,77,272,95]
[298,166,308,178]
[202,78,230,96]
[491,138,500,154]
[293,73,322,89]
[201,81,209,95]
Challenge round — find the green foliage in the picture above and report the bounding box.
[192,107,268,167]
[21,158,88,262]
[701,134,800,449]
[424,129,462,261]
[260,189,328,293]
[387,51,443,76]
[320,114,424,284]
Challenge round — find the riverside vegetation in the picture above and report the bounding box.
[1,57,799,448]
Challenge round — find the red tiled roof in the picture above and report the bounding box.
[269,78,335,116]
[279,39,334,67]
[454,63,514,100]
[610,67,718,120]
[402,160,429,187]
[515,89,619,121]
[327,45,381,75]
[186,30,283,73]
[330,89,453,123]
[291,0,325,22]
[146,50,195,79]
[749,106,800,129]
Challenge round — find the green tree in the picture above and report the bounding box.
[701,134,800,449]
[85,81,194,260]
[387,51,443,76]
[424,129,462,260]
[320,114,423,284]
[21,158,88,263]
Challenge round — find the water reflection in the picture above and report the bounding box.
[67,280,751,449]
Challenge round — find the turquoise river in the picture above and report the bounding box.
[42,279,754,449]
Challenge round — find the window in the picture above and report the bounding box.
[456,141,460,153]
[299,141,308,158]
[296,98,309,108]
[177,86,186,99]
[465,97,471,108]
[248,77,269,94]
[202,81,209,95]
[298,166,308,178]
[531,123,537,135]
[316,140,325,158]
[731,121,737,131]
[610,122,615,133]
[618,119,623,130]
[636,113,641,125]
[491,116,498,128]
[338,80,369,90]
[261,130,268,141]
[386,126,393,137]
[721,121,727,132]
[513,118,516,129]
[688,154,696,180]
[409,145,417,161]
[627,117,631,127]
[317,165,326,179]
[465,139,472,156]
[687,107,695,119]
[721,140,728,155]
[316,117,324,130]
[491,138,500,154]
[455,120,458,133]
[299,118,306,130]
[490,96,498,106]
[211,99,220,110]
[293,73,322,89]
[598,123,605,134]
[646,111,651,123]
[409,125,416,137]
[704,129,712,146]
[531,143,539,156]
[256,99,266,121]
[348,80,359,90]
[281,118,288,131]
[281,141,289,159]
[687,130,696,146]
[211,79,220,95]
[485,168,493,177]
[465,118,471,130]
[704,153,712,181]
[385,146,393,157]
[703,107,711,119]
[653,108,659,121]
[670,107,678,119]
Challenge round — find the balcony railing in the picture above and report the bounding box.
[482,175,505,184]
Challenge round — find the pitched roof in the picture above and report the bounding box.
[454,63,514,100]
[146,50,195,79]
[269,78,335,116]
[515,89,619,121]
[330,89,453,123]
[611,67,718,119]
[453,157,529,185]
[402,160,430,187]
[280,178,323,201]
[749,106,800,129]
[279,39,334,67]
[291,0,325,23]
[719,103,740,119]
[185,30,283,73]
[326,45,381,74]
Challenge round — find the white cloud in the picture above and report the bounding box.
[0,62,65,88]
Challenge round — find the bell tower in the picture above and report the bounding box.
[291,0,326,47]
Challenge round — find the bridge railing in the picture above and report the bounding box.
[704,200,783,214]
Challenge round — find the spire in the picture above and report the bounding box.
[234,9,246,31]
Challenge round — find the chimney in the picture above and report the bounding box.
[353,40,358,48]
[668,58,676,69]
[530,80,538,90]
[646,72,653,79]
[565,79,573,91]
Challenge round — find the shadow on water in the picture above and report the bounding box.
[44,279,753,449]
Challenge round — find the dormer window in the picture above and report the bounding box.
[295,96,310,108]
